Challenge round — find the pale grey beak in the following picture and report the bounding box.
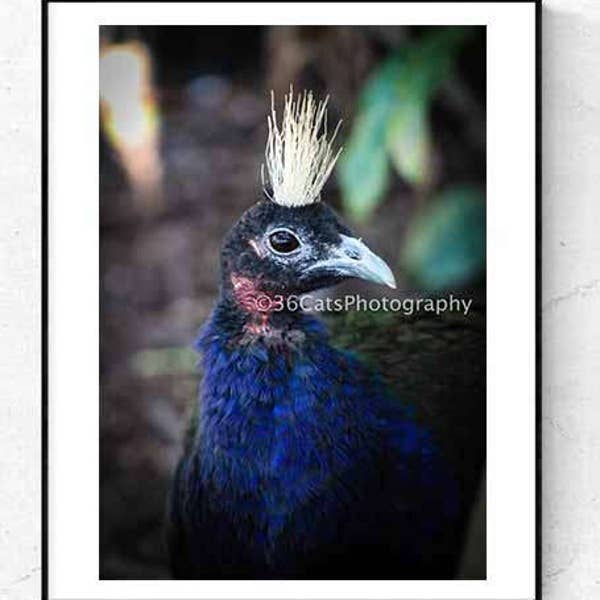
[308,234,397,289]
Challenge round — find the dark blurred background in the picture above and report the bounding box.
[99,26,486,579]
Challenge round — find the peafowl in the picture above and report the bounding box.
[167,90,484,579]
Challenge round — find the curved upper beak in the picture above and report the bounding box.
[307,234,397,289]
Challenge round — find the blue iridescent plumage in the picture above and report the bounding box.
[168,305,460,578]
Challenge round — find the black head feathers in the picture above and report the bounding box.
[218,89,395,300]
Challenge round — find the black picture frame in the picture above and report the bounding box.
[41,1,542,597]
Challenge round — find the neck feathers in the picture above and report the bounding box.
[195,294,328,355]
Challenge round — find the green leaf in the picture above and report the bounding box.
[337,55,403,220]
[359,53,405,110]
[406,28,470,97]
[402,186,485,291]
[384,29,468,187]
[385,95,431,188]
[337,116,390,220]
[338,28,471,217]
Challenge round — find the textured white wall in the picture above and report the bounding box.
[542,1,600,599]
[1,1,599,599]
[0,0,41,599]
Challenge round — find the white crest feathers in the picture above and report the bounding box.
[262,88,342,207]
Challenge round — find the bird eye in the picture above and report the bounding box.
[267,229,301,254]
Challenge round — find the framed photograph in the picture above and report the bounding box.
[44,1,539,599]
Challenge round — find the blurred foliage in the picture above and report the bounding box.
[402,186,485,291]
[337,28,470,220]
[337,27,485,292]
[130,346,197,378]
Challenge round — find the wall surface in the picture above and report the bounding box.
[542,1,600,598]
[0,0,41,599]
[1,0,599,598]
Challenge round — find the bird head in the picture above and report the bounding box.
[220,89,396,308]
